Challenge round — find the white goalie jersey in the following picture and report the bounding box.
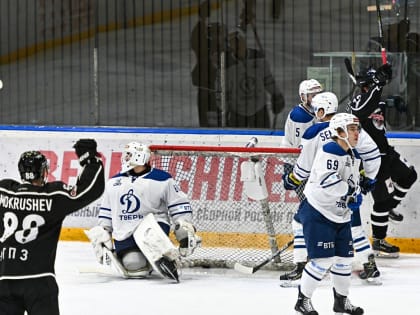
[98,168,192,241]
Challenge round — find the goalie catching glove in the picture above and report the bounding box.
[174,220,201,257]
[85,226,113,264]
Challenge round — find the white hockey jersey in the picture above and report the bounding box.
[98,168,192,241]
[304,142,362,223]
[282,104,315,147]
[293,122,380,182]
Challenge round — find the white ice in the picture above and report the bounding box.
[56,241,420,315]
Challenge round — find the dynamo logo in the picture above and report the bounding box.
[120,189,140,214]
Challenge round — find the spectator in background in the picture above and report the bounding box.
[218,29,284,128]
[190,0,226,127]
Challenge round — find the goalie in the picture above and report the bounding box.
[86,142,201,282]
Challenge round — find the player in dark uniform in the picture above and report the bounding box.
[0,139,105,315]
[349,63,417,257]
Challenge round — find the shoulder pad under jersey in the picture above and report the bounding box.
[289,105,314,123]
[323,141,348,156]
[144,168,172,181]
[302,121,330,140]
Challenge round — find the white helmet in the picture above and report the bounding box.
[299,79,323,104]
[312,92,338,120]
[329,113,360,145]
[121,142,151,173]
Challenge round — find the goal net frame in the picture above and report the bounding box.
[149,144,301,270]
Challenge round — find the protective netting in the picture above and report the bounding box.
[149,145,301,270]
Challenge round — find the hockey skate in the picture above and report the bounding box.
[333,288,364,315]
[280,262,305,288]
[389,209,403,223]
[156,256,179,282]
[372,238,399,258]
[295,286,318,315]
[358,254,382,285]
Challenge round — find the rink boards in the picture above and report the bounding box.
[1,126,420,253]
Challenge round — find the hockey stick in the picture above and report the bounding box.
[344,58,357,85]
[234,239,293,274]
[375,0,387,64]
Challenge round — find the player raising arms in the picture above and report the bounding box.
[86,142,201,282]
[282,79,323,147]
[350,63,417,257]
[0,139,105,315]
[294,113,364,315]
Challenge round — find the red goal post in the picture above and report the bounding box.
[149,144,301,269]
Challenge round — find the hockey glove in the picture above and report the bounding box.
[283,172,301,190]
[359,170,377,195]
[373,63,392,86]
[73,139,99,166]
[174,220,202,257]
[347,193,363,211]
[85,226,113,264]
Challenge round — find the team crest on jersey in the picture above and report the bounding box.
[120,189,141,213]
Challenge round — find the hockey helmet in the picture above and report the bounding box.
[311,92,338,120]
[299,79,323,104]
[121,142,151,173]
[356,67,376,87]
[18,151,49,183]
[329,113,360,144]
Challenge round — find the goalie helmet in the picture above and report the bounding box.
[18,151,49,183]
[299,79,323,104]
[329,113,360,143]
[311,92,338,120]
[121,142,151,173]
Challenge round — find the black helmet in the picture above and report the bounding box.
[356,67,376,87]
[18,151,48,182]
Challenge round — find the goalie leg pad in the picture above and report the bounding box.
[133,213,180,281]
[121,249,151,272]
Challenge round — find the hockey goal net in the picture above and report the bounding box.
[149,144,301,270]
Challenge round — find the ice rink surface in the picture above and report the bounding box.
[55,241,420,315]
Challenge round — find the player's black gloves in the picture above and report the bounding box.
[73,139,99,166]
[373,63,392,85]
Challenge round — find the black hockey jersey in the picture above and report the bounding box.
[0,160,104,279]
[350,84,390,154]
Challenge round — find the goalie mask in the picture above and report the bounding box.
[121,142,151,173]
[330,113,360,148]
[311,92,338,120]
[299,79,323,105]
[18,151,49,183]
